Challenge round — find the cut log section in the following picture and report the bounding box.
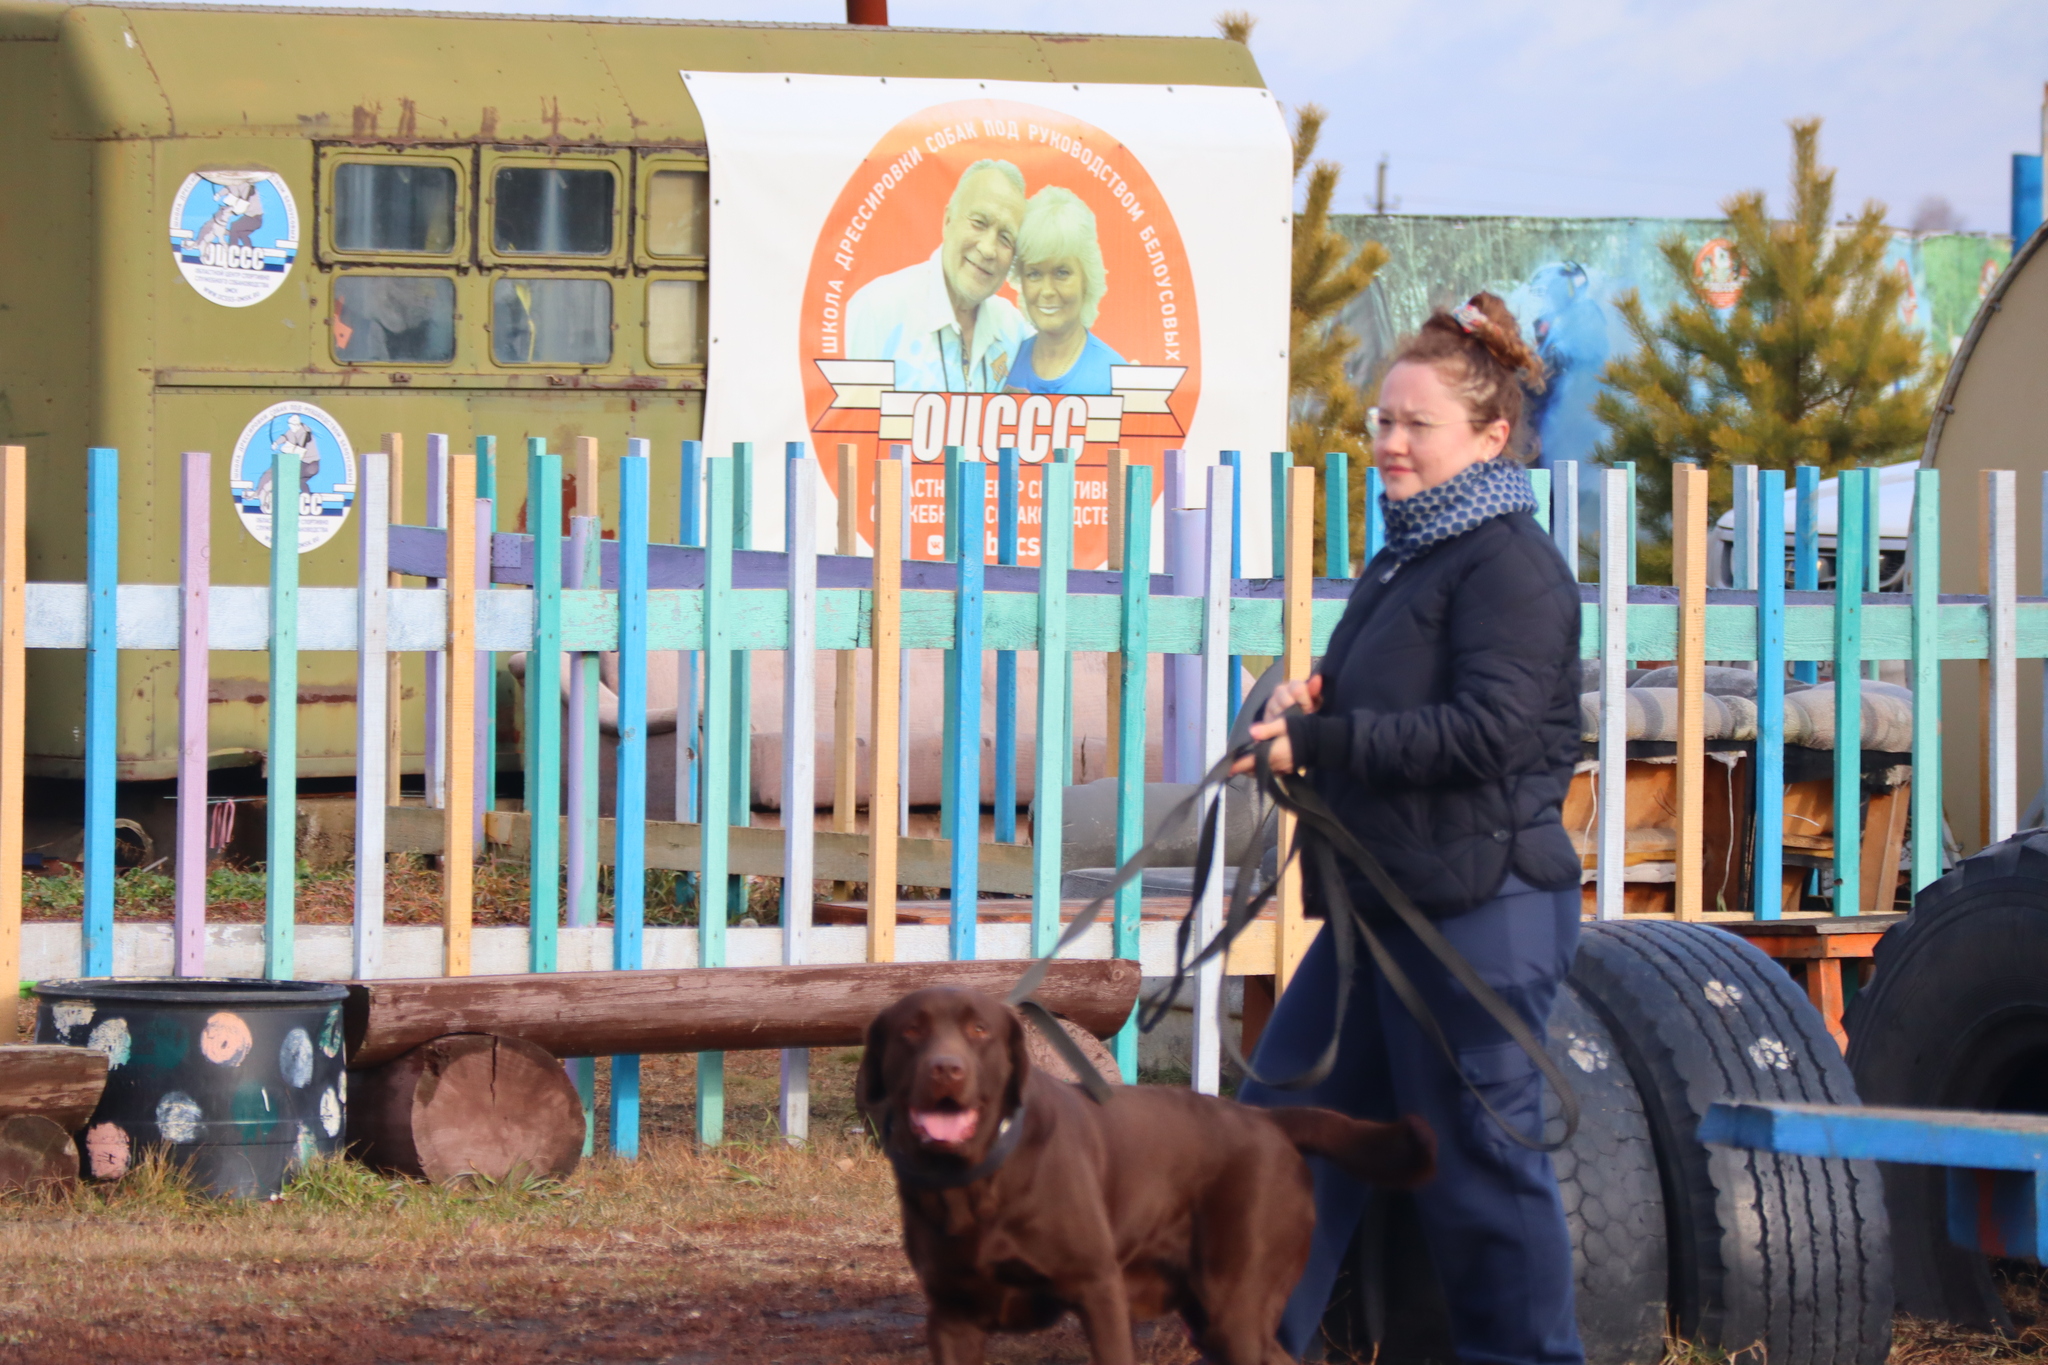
[0,1114,81,1194]
[1022,1015,1121,1088]
[344,958,1140,1070]
[0,1044,109,1130]
[349,1033,584,1185]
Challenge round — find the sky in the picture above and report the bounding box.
[303,0,2047,231]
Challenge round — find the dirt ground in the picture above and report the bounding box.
[0,1040,1205,1365]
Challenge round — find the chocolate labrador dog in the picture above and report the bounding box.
[858,986,1435,1365]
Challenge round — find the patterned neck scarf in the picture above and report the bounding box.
[1377,456,1536,578]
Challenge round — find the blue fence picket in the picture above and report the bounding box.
[611,444,651,1157]
[525,442,563,973]
[949,461,986,961]
[1753,469,1787,920]
[1795,465,1821,684]
[1113,462,1152,1081]
[994,447,1020,844]
[698,455,736,1146]
[82,448,118,977]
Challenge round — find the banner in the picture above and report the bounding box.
[683,71,1290,570]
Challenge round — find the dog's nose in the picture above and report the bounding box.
[926,1053,967,1086]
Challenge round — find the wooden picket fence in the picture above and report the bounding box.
[0,437,2029,1153]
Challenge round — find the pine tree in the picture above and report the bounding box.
[1595,118,1933,572]
[1218,12,1386,574]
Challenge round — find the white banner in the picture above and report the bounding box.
[682,70,1291,571]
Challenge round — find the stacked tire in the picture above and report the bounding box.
[1326,920,1893,1365]
[1844,830,2048,1332]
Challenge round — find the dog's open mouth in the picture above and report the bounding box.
[909,1103,979,1146]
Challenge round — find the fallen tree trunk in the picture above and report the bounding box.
[344,958,1140,1070]
[0,1045,109,1130]
[350,1034,584,1185]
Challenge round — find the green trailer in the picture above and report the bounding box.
[0,2,1263,790]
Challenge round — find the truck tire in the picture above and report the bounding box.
[1318,982,1668,1365]
[1843,831,2048,1331]
[1572,920,1892,1365]
[1549,981,1670,1364]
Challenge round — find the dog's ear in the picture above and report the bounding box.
[1002,1004,1032,1114]
[854,1007,895,1123]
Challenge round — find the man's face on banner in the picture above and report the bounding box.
[939,168,1025,315]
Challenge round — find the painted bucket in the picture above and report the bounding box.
[32,978,349,1199]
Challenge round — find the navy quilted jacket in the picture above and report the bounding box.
[1285,509,1583,918]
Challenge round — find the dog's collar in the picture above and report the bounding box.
[883,1099,1029,1191]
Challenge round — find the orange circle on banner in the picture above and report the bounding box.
[801,99,1201,569]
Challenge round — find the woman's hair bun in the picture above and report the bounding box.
[1444,292,1544,385]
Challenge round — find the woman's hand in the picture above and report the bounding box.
[1229,717,1293,777]
[1261,675,1323,722]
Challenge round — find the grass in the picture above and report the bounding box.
[0,1045,1207,1364]
[21,856,794,929]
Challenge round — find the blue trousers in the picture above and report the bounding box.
[1241,876,1585,1365]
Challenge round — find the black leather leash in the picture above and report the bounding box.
[1002,709,1579,1155]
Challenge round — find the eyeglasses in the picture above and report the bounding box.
[1367,407,1488,443]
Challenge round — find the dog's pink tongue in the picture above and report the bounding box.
[911,1108,979,1144]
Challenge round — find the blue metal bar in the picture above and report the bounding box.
[1795,466,1820,684]
[610,444,650,1157]
[82,448,118,977]
[948,461,986,961]
[1703,1099,2048,1173]
[1530,468,1551,535]
[1753,469,1786,920]
[994,446,1019,844]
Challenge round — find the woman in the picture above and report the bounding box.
[1005,186,1124,395]
[1234,294,1585,1365]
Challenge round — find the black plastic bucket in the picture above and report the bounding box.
[33,977,350,1199]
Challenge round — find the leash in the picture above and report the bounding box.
[1003,709,1579,1155]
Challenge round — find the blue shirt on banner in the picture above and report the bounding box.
[1006,331,1125,396]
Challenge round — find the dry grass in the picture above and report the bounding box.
[1890,1266,2048,1365]
[0,1045,1206,1365]
[19,857,795,929]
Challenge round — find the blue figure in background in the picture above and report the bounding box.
[1515,261,1609,471]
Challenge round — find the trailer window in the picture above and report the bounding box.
[647,280,706,366]
[333,276,456,363]
[644,170,708,258]
[493,168,614,256]
[333,163,458,254]
[492,278,611,364]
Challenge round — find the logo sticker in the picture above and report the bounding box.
[168,170,300,308]
[230,402,357,553]
[1692,237,1745,310]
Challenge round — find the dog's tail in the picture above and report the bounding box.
[1265,1108,1437,1189]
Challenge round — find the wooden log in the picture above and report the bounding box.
[350,1033,582,1185]
[0,1115,79,1194]
[0,1045,108,1130]
[1023,1015,1120,1088]
[344,958,1141,1070]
